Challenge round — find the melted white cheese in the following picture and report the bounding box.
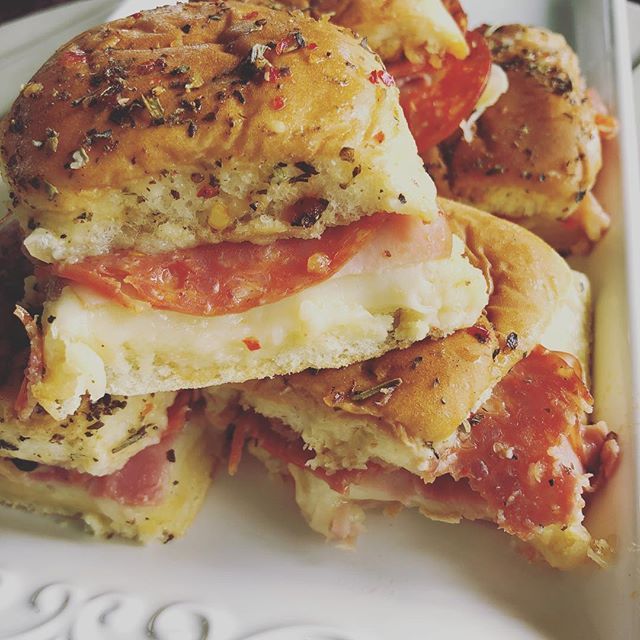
[35,236,488,418]
[460,64,509,143]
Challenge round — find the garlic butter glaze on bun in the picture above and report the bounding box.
[253,0,469,62]
[428,25,611,253]
[2,1,438,264]
[206,201,618,569]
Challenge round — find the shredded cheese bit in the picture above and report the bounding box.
[69,148,89,170]
[587,538,613,568]
[44,181,59,200]
[185,73,204,92]
[22,82,43,97]
[207,202,232,230]
[528,461,545,484]
[268,120,287,134]
[460,64,509,142]
[492,442,515,459]
[306,252,331,274]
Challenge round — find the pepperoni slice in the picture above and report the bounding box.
[52,215,384,316]
[51,213,450,317]
[451,347,595,537]
[389,29,492,157]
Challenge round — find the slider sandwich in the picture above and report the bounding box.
[1,1,488,420]
[277,3,614,253]
[421,24,615,255]
[206,200,619,569]
[0,222,217,542]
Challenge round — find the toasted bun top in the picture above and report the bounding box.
[435,25,602,222]
[242,199,575,442]
[260,0,468,62]
[2,0,436,256]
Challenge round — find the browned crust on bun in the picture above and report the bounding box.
[238,199,574,443]
[2,1,435,261]
[253,0,468,61]
[435,25,602,224]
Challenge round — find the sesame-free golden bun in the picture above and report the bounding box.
[0,413,219,543]
[217,199,576,460]
[1,1,437,264]
[0,362,179,477]
[254,0,469,62]
[431,26,604,240]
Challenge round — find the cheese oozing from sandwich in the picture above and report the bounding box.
[34,228,488,418]
[204,203,618,569]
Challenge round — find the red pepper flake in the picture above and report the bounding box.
[60,49,87,66]
[374,131,385,143]
[379,71,395,87]
[243,11,259,19]
[275,36,293,55]
[131,11,142,19]
[242,337,261,351]
[264,66,281,83]
[307,42,318,50]
[271,95,286,110]
[197,184,219,199]
[467,324,490,344]
[368,69,395,87]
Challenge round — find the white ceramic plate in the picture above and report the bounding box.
[1,1,639,639]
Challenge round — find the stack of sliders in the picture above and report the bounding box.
[0,1,488,536]
[277,0,616,254]
[0,221,217,542]
[206,199,619,569]
[1,0,487,421]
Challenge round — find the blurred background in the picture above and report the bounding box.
[0,1,72,23]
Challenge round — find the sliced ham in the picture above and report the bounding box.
[48,213,451,317]
[337,211,452,276]
[11,391,192,506]
[245,347,618,542]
